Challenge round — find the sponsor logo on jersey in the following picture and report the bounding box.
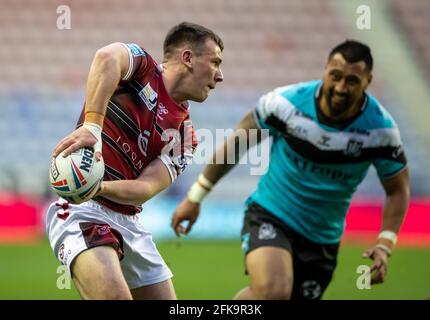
[157,103,169,120]
[317,135,331,147]
[344,139,364,157]
[287,124,308,140]
[138,83,158,111]
[127,43,145,57]
[138,130,151,156]
[258,223,277,240]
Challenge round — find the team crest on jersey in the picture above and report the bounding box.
[139,83,158,111]
[344,139,364,157]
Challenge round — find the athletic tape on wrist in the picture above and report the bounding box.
[83,122,103,153]
[187,181,210,203]
[197,174,214,190]
[375,243,392,257]
[378,230,398,245]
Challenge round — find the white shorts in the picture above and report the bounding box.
[45,198,173,289]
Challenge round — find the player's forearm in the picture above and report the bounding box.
[188,112,261,203]
[376,181,410,254]
[203,133,245,184]
[381,187,410,234]
[188,129,254,203]
[84,49,123,126]
[98,180,161,207]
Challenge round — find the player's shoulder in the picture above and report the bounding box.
[121,42,158,66]
[121,43,146,56]
[259,80,319,112]
[362,93,398,130]
[273,80,320,101]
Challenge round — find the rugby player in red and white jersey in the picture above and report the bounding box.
[47,22,223,299]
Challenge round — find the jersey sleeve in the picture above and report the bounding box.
[119,43,149,81]
[371,126,407,180]
[158,118,198,183]
[253,89,295,135]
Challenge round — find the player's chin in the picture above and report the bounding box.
[194,91,210,103]
[330,101,348,114]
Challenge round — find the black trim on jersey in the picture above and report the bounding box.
[108,100,140,133]
[282,132,407,165]
[105,164,126,181]
[154,123,164,136]
[106,101,140,141]
[102,132,141,176]
[265,114,287,133]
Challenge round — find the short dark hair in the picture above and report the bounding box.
[163,22,224,57]
[328,40,373,72]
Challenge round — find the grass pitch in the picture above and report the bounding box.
[0,239,428,300]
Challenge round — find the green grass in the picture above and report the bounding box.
[0,239,429,299]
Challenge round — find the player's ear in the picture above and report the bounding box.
[181,49,193,69]
[367,73,373,86]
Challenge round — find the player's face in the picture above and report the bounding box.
[322,53,372,116]
[189,39,223,102]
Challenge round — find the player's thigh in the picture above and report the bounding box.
[130,279,176,300]
[247,246,294,298]
[241,202,295,299]
[72,245,132,300]
[291,240,339,300]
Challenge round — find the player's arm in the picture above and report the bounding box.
[53,43,130,158]
[171,111,262,237]
[380,168,410,236]
[96,158,172,207]
[363,168,410,284]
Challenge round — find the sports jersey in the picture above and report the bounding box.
[249,80,407,244]
[77,43,197,214]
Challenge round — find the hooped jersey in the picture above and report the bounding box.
[77,43,197,214]
[249,80,407,244]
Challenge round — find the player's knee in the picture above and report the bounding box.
[251,277,293,300]
[103,289,133,300]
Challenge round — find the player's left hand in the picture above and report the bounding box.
[362,246,389,284]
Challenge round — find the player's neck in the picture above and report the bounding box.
[161,63,188,105]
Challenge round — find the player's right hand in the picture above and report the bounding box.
[52,126,102,161]
[171,198,200,238]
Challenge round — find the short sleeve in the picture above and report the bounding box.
[372,127,407,180]
[119,43,148,81]
[253,89,295,135]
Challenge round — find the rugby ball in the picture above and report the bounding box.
[49,147,105,204]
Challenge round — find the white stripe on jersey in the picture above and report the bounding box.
[256,91,402,151]
[119,43,134,81]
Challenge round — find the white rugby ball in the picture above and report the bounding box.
[49,147,105,204]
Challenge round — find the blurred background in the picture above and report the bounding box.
[0,0,429,299]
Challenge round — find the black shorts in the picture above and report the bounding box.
[241,202,340,300]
